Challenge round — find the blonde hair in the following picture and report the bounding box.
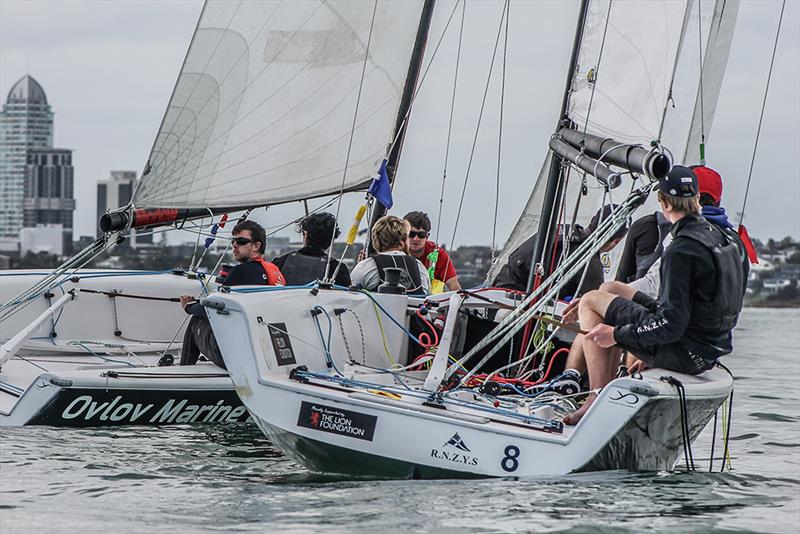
[657,191,701,215]
[371,215,410,252]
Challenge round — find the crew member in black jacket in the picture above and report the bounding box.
[272,212,350,287]
[179,220,285,369]
[562,166,745,424]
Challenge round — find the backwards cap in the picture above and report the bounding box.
[692,165,723,204]
[658,165,698,198]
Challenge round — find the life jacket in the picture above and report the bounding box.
[675,217,744,335]
[278,251,330,285]
[253,256,286,286]
[633,212,673,280]
[372,253,425,296]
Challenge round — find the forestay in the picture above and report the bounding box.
[488,0,739,282]
[132,0,425,211]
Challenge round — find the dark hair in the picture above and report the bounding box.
[232,219,266,254]
[699,193,718,207]
[589,204,629,242]
[403,211,431,232]
[299,212,340,250]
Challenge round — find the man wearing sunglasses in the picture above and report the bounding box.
[179,220,285,369]
[403,211,461,293]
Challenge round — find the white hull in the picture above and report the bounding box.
[208,286,733,478]
[0,270,247,426]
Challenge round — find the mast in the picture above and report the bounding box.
[367,0,436,253]
[525,0,591,293]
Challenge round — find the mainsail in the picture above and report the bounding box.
[131,0,427,212]
[488,0,739,282]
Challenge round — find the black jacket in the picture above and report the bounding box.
[614,213,746,364]
[493,226,604,298]
[185,260,270,318]
[272,246,351,287]
[615,212,672,283]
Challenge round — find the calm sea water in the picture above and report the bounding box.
[1,308,798,533]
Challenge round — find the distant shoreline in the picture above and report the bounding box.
[744,300,800,309]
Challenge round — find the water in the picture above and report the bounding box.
[1,308,798,533]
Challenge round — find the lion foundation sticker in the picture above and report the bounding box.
[297,401,377,441]
[267,322,296,366]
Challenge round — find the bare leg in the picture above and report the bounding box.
[600,280,638,300]
[563,290,620,425]
[565,335,586,374]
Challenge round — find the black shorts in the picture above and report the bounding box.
[604,297,704,375]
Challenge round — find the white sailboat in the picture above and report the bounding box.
[201,0,744,476]
[0,0,432,426]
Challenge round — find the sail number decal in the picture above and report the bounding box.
[501,445,520,472]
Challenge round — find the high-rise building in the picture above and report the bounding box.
[97,171,152,247]
[24,148,75,252]
[0,75,55,251]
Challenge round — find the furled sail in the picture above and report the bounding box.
[488,0,739,283]
[132,0,426,211]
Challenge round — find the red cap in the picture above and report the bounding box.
[693,165,723,204]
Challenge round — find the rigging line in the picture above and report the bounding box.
[436,0,467,243]
[435,0,466,245]
[383,0,463,180]
[739,0,786,227]
[492,0,510,260]
[449,0,509,249]
[697,0,706,163]
[580,0,614,137]
[325,0,378,282]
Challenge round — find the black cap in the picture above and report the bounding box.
[658,165,698,198]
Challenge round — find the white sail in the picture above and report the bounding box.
[132,0,426,210]
[488,0,738,283]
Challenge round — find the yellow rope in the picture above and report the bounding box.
[720,396,733,470]
[371,301,397,367]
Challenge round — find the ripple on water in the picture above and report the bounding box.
[0,309,798,533]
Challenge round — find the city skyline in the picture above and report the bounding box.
[0,0,798,247]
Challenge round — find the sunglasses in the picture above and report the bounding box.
[231,237,254,246]
[408,231,429,239]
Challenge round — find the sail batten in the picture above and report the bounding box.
[133,0,427,211]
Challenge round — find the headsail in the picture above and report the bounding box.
[132,0,426,212]
[488,0,739,282]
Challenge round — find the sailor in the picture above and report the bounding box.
[492,205,628,298]
[350,215,430,295]
[272,212,351,287]
[564,165,751,376]
[598,164,751,300]
[562,166,746,425]
[403,211,461,293]
[179,220,285,369]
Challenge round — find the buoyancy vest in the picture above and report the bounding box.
[634,212,673,280]
[372,253,425,296]
[278,251,329,285]
[675,217,744,334]
[254,256,286,286]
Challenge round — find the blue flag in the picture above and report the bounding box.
[367,159,393,209]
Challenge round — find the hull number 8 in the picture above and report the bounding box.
[501,445,520,472]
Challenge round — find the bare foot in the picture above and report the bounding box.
[563,392,597,426]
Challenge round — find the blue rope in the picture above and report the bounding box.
[73,343,137,368]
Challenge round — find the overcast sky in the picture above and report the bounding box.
[1,0,797,247]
